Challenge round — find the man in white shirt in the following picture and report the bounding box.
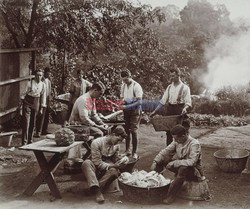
[35,67,52,137]
[150,67,192,145]
[22,69,46,145]
[120,69,143,159]
[69,82,108,138]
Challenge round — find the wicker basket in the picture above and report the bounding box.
[66,125,90,142]
[151,115,183,131]
[214,149,249,173]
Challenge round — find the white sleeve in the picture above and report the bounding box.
[160,85,170,105]
[134,83,143,98]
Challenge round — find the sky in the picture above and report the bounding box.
[129,0,250,20]
[130,0,250,92]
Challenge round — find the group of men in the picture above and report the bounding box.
[21,66,204,205]
[69,69,143,160]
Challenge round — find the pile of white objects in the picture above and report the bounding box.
[119,170,171,188]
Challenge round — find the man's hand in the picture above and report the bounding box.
[120,105,127,110]
[149,111,156,118]
[166,161,175,169]
[39,107,44,115]
[150,161,157,171]
[109,163,119,169]
[181,107,188,115]
[97,124,108,131]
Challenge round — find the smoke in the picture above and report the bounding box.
[202,24,250,92]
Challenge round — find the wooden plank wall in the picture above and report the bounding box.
[0,49,37,124]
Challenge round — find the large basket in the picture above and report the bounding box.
[214,149,249,173]
[118,180,170,204]
[151,115,183,131]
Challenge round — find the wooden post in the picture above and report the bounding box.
[61,50,66,94]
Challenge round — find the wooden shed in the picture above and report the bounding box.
[0,48,38,125]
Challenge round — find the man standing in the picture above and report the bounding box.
[150,125,203,204]
[82,126,128,204]
[150,67,191,145]
[120,69,143,159]
[35,67,52,137]
[67,69,92,120]
[69,82,108,138]
[22,69,46,145]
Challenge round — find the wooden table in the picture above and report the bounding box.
[19,139,83,199]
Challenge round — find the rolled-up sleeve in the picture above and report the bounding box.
[40,82,47,107]
[173,143,201,167]
[134,83,143,98]
[160,86,170,105]
[183,86,192,107]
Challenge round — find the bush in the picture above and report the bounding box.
[192,86,250,117]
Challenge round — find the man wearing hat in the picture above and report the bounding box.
[151,124,203,204]
[150,67,191,145]
[69,82,108,138]
[119,69,143,159]
[82,126,128,204]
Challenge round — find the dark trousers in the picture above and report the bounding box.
[22,105,37,145]
[154,158,197,198]
[163,104,188,146]
[123,109,142,154]
[67,103,74,121]
[82,159,120,191]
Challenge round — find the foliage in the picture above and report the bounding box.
[189,113,248,127]
[192,86,250,117]
[0,0,243,101]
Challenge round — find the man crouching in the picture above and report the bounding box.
[82,126,128,204]
[151,124,204,204]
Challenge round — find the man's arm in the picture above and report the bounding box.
[153,141,176,163]
[150,86,169,117]
[78,98,96,126]
[182,86,192,114]
[91,141,112,170]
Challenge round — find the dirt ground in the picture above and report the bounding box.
[0,124,250,209]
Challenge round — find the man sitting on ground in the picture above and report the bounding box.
[151,124,204,204]
[82,126,128,204]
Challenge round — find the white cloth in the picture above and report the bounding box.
[160,81,191,107]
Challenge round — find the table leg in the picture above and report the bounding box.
[23,151,66,198]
